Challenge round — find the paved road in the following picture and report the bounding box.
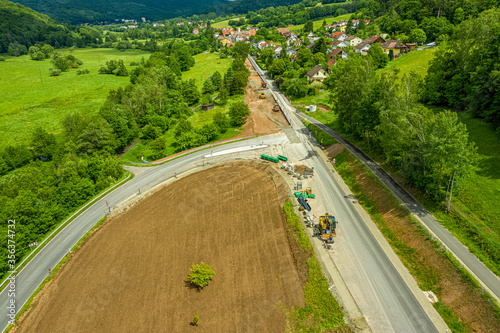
[0,134,287,332]
[248,55,439,332]
[299,112,500,302]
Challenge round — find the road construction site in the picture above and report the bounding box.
[4,56,453,333]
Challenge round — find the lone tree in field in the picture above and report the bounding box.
[187,262,215,289]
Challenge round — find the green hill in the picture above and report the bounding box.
[0,0,73,53]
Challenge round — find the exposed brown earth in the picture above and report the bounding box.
[13,162,306,333]
[239,58,288,138]
[345,154,500,333]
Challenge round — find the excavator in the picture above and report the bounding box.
[259,80,267,90]
[273,103,280,112]
[316,213,337,244]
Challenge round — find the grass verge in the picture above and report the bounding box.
[306,121,500,331]
[3,214,109,333]
[282,201,349,332]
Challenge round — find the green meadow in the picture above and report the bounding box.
[288,13,353,32]
[0,48,150,148]
[378,47,436,79]
[181,52,233,89]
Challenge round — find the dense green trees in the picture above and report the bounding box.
[228,101,250,126]
[329,55,477,201]
[423,8,500,131]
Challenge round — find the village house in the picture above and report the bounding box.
[380,39,412,57]
[344,36,362,47]
[355,35,386,55]
[328,39,348,50]
[331,31,349,41]
[306,65,329,83]
[328,48,348,60]
[192,28,199,35]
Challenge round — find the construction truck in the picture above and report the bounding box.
[260,81,267,89]
[316,213,337,243]
[273,103,280,112]
[259,93,266,99]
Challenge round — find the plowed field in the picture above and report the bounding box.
[15,162,305,332]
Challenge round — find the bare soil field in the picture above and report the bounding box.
[14,162,305,333]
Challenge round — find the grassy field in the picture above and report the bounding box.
[182,52,233,88]
[212,17,244,29]
[0,48,150,149]
[378,47,436,79]
[292,90,331,108]
[289,13,353,32]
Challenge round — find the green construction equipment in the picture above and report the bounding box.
[278,155,288,161]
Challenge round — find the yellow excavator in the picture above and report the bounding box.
[259,93,266,99]
[316,213,337,243]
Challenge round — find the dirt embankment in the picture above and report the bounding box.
[14,162,306,333]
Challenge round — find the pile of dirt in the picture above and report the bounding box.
[324,143,345,159]
[14,162,305,333]
[293,164,314,176]
[347,155,500,332]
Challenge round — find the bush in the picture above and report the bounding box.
[130,61,139,66]
[187,262,215,289]
[49,68,61,76]
[192,312,199,326]
[76,69,90,75]
[0,56,5,61]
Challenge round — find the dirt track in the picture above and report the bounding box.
[15,162,305,332]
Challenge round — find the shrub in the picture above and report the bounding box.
[187,262,215,289]
[192,312,199,326]
[49,68,61,76]
[76,69,90,75]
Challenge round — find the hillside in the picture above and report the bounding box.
[0,0,73,53]
[11,0,306,24]
[11,0,226,24]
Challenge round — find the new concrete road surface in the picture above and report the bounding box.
[299,112,500,303]
[0,134,288,332]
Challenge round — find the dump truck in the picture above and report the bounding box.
[273,103,280,112]
[259,93,266,99]
[316,213,337,243]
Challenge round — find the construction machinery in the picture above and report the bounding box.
[260,81,267,89]
[273,103,280,112]
[316,213,337,243]
[259,93,266,99]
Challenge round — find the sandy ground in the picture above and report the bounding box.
[14,162,305,333]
